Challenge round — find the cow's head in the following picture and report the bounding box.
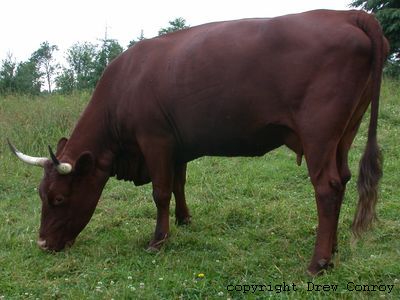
[8,138,107,251]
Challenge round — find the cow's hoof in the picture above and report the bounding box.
[176,215,191,226]
[307,259,334,276]
[146,233,168,252]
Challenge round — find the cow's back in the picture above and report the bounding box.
[106,10,377,161]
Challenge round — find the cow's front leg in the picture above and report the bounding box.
[174,163,191,225]
[139,138,175,251]
[148,184,172,251]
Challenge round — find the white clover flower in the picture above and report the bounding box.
[128,284,136,291]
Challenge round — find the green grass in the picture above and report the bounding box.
[1,81,399,299]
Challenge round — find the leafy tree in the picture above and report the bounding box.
[94,39,123,84]
[158,17,189,36]
[14,59,41,95]
[55,67,75,94]
[57,42,97,92]
[0,53,17,94]
[32,41,59,93]
[56,40,123,94]
[128,30,146,47]
[0,51,41,95]
[350,0,400,77]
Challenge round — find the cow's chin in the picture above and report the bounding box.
[37,237,76,252]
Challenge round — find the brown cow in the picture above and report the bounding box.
[8,9,389,275]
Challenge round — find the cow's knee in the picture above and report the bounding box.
[152,188,172,207]
[315,179,343,210]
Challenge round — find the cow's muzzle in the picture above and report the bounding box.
[37,238,49,251]
[37,238,75,251]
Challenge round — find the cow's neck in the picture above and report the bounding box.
[61,95,116,173]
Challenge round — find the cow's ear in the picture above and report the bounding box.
[56,137,68,156]
[75,152,95,175]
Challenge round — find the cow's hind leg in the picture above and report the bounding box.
[305,142,347,276]
[304,112,366,275]
[174,163,191,225]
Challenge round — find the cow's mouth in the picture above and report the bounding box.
[37,238,75,251]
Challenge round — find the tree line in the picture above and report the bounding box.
[0,2,399,96]
[0,18,189,95]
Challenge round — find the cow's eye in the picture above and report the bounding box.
[53,195,66,206]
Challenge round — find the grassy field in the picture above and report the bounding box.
[0,81,399,299]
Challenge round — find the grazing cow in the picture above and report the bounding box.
[8,9,388,275]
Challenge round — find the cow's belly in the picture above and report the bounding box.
[177,124,291,162]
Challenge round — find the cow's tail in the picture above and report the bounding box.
[351,11,386,237]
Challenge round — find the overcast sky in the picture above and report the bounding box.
[2,0,352,63]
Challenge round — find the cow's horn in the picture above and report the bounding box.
[48,145,72,175]
[7,139,48,167]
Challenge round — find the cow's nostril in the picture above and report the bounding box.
[37,239,48,250]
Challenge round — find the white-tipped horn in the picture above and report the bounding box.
[56,163,72,175]
[48,145,72,175]
[7,139,48,167]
